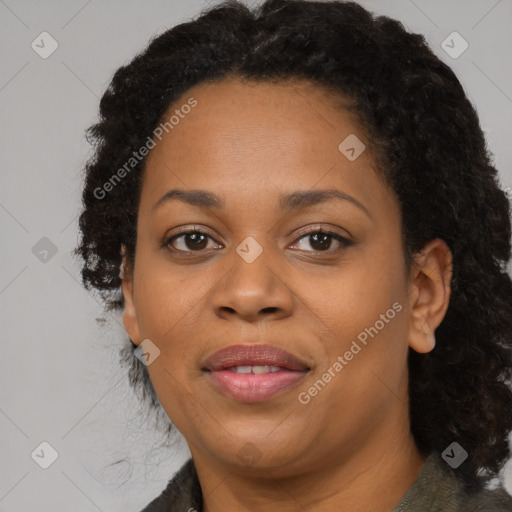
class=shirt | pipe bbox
[139,453,512,511]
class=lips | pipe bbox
[202,344,310,372]
[202,344,310,403]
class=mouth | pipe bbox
[202,344,310,403]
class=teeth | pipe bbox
[232,365,252,374]
[230,365,282,374]
[252,365,271,374]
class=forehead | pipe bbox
[139,77,391,216]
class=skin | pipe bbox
[121,76,453,512]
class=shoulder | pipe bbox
[460,484,512,511]
[394,453,512,512]
[139,458,202,512]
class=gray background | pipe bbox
[1,0,511,510]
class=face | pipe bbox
[121,77,449,477]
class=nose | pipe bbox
[210,244,294,322]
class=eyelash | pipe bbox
[162,226,352,255]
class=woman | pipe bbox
[75,0,512,510]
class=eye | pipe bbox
[162,226,351,255]
[164,228,222,253]
[289,228,351,253]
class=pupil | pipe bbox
[186,233,207,250]
[311,233,331,251]
[181,232,332,251]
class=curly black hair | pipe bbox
[75,0,512,492]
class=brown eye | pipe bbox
[308,232,332,251]
[290,229,351,252]
[166,231,218,252]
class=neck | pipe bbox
[194,417,425,512]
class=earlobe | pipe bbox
[407,238,452,354]
[409,313,437,353]
[120,249,142,346]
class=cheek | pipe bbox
[145,361,206,445]
[312,253,402,336]
[308,248,408,389]
[133,255,206,342]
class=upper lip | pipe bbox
[203,344,310,371]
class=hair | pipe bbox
[75,0,512,492]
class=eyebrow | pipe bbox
[152,188,371,218]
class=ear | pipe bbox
[120,245,142,346]
[407,238,453,354]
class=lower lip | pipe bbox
[205,369,308,403]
